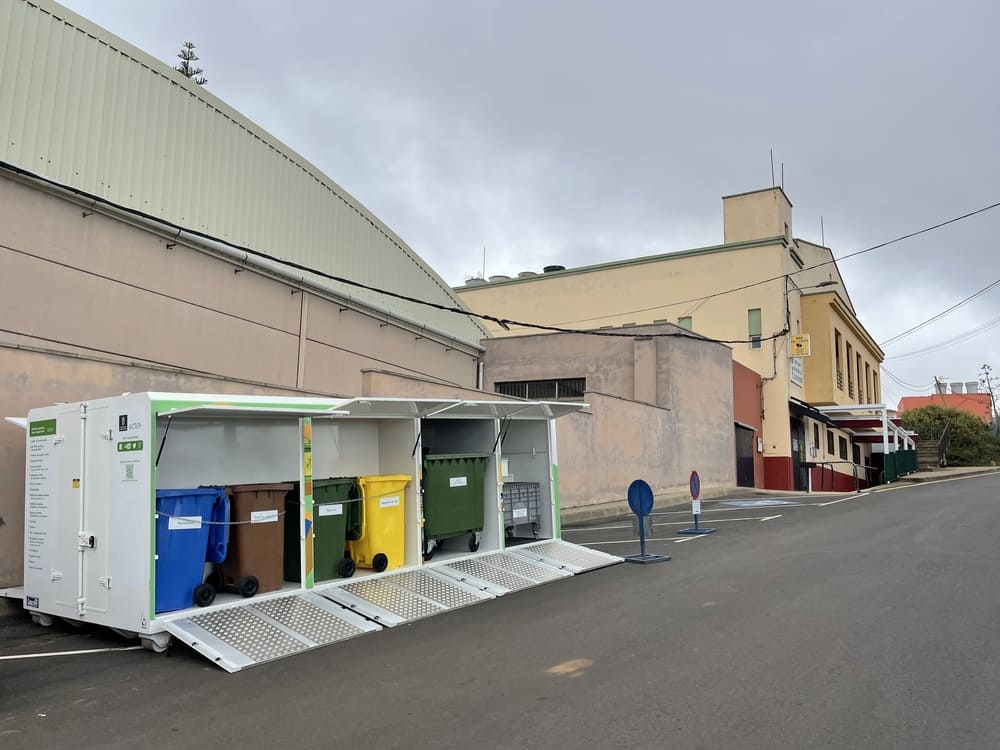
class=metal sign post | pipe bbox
[678,470,716,535]
[623,479,670,564]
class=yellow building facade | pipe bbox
[457,188,885,491]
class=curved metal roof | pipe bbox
[0,0,487,346]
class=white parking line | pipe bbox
[817,494,868,507]
[0,646,145,661]
[580,538,677,545]
[565,516,787,533]
[758,515,782,522]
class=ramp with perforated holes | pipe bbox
[434,550,574,596]
[158,590,381,672]
[509,539,624,573]
[317,568,494,626]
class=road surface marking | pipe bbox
[817,495,868,506]
[0,646,144,661]
[758,515,782,522]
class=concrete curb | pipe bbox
[890,466,1000,484]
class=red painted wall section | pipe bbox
[810,466,869,492]
[732,361,765,488]
[763,456,793,491]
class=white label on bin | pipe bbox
[319,503,344,517]
[449,476,468,488]
[250,510,279,524]
[380,496,400,508]
[168,516,202,531]
[501,459,511,477]
[513,507,528,519]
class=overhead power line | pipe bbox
[885,315,1000,361]
[879,279,1000,346]
[4,160,999,345]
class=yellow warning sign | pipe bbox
[790,334,811,357]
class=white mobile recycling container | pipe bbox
[8,392,591,664]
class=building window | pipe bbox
[827,429,835,455]
[864,362,871,403]
[856,354,863,403]
[495,378,586,401]
[677,316,692,331]
[838,436,848,460]
[852,444,861,465]
[813,423,820,454]
[834,329,843,390]
[873,372,879,401]
[748,308,762,350]
[846,343,855,398]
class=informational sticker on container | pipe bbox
[380,495,400,508]
[319,503,343,517]
[168,515,202,530]
[449,476,468,488]
[250,510,279,524]
[513,507,528,519]
[501,459,511,478]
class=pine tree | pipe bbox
[175,41,207,85]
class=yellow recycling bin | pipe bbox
[347,475,411,573]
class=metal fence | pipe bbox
[883,450,918,483]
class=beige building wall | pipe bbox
[801,293,884,406]
[0,174,481,587]
[482,324,736,506]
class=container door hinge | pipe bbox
[98,577,112,589]
[78,533,95,549]
[50,569,63,581]
[101,429,113,440]
[77,597,86,615]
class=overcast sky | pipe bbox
[58,0,1000,410]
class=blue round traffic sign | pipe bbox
[627,479,654,517]
[689,470,701,501]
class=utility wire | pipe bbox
[885,314,1000,361]
[5,160,999,344]
[879,279,1000,346]
[542,203,1000,328]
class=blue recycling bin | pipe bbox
[155,488,228,613]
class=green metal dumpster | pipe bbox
[421,453,491,559]
[284,478,359,582]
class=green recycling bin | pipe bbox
[421,453,491,558]
[284,478,359,582]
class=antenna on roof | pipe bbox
[821,215,825,246]
[770,149,775,187]
[781,162,784,190]
[482,246,486,281]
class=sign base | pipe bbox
[677,527,716,535]
[624,553,671,564]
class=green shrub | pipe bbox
[901,405,1000,466]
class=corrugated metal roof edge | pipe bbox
[27,0,486,340]
[2,162,485,354]
[452,236,784,290]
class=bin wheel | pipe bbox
[422,541,435,562]
[468,534,480,552]
[505,526,513,539]
[238,576,259,598]
[193,583,216,607]
[372,553,389,573]
[338,557,356,578]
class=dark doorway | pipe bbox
[790,417,808,490]
[735,425,755,487]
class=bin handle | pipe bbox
[355,493,367,543]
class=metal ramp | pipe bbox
[159,590,380,673]
[318,568,494,627]
[509,539,623,573]
[435,550,573,595]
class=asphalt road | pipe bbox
[2,474,999,749]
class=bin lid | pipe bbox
[227,483,296,493]
[423,453,493,462]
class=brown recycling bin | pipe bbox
[219,483,292,597]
